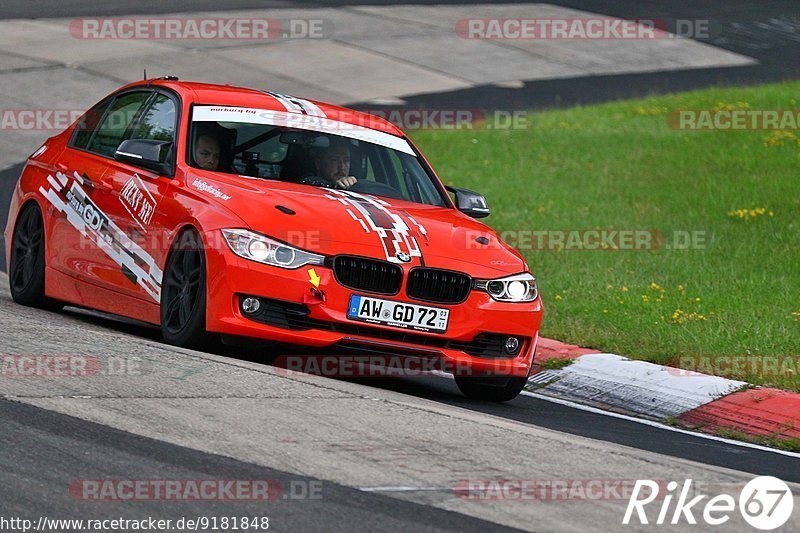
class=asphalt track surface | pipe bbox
[2,2,800,531]
[374,0,800,110]
[1,283,798,531]
[0,399,518,532]
[0,0,798,482]
[0,163,23,269]
[1,1,797,110]
[0,0,611,20]
[0,181,795,486]
[1,142,797,526]
[3,0,800,246]
[37,303,800,483]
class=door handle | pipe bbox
[80,172,113,193]
[54,162,113,192]
[95,175,114,192]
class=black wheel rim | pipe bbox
[11,207,43,293]
[163,247,202,334]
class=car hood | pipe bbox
[190,173,527,278]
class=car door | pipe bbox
[98,90,179,303]
[47,90,153,292]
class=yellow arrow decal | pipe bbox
[308,268,321,288]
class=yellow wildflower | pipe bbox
[667,309,707,324]
[633,105,668,116]
[727,207,771,221]
[763,130,797,147]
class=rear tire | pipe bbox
[9,202,62,311]
[160,229,212,349]
[454,375,527,402]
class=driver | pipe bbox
[194,134,222,171]
[300,139,358,189]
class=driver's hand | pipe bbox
[334,176,357,189]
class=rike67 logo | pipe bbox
[624,476,794,529]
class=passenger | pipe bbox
[194,134,221,171]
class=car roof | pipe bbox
[119,79,406,137]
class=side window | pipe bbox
[386,150,411,197]
[398,152,442,206]
[71,97,113,149]
[129,94,177,163]
[365,157,376,181]
[363,145,385,183]
[85,91,151,157]
[366,146,408,194]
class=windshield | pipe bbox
[189,105,448,207]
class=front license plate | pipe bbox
[347,295,449,333]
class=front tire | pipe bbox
[454,375,528,402]
[160,229,211,348]
[9,202,61,310]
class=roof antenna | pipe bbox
[143,68,147,80]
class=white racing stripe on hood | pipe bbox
[325,189,424,264]
[262,91,326,117]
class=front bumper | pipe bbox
[205,237,543,377]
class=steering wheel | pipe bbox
[347,179,403,199]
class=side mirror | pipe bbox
[115,139,172,176]
[446,185,490,219]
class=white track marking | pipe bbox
[429,370,800,458]
[533,353,747,419]
[358,486,449,492]
[520,390,800,459]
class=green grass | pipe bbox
[664,417,799,450]
[713,428,800,453]
[410,82,800,391]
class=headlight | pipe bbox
[221,229,324,269]
[475,272,538,302]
